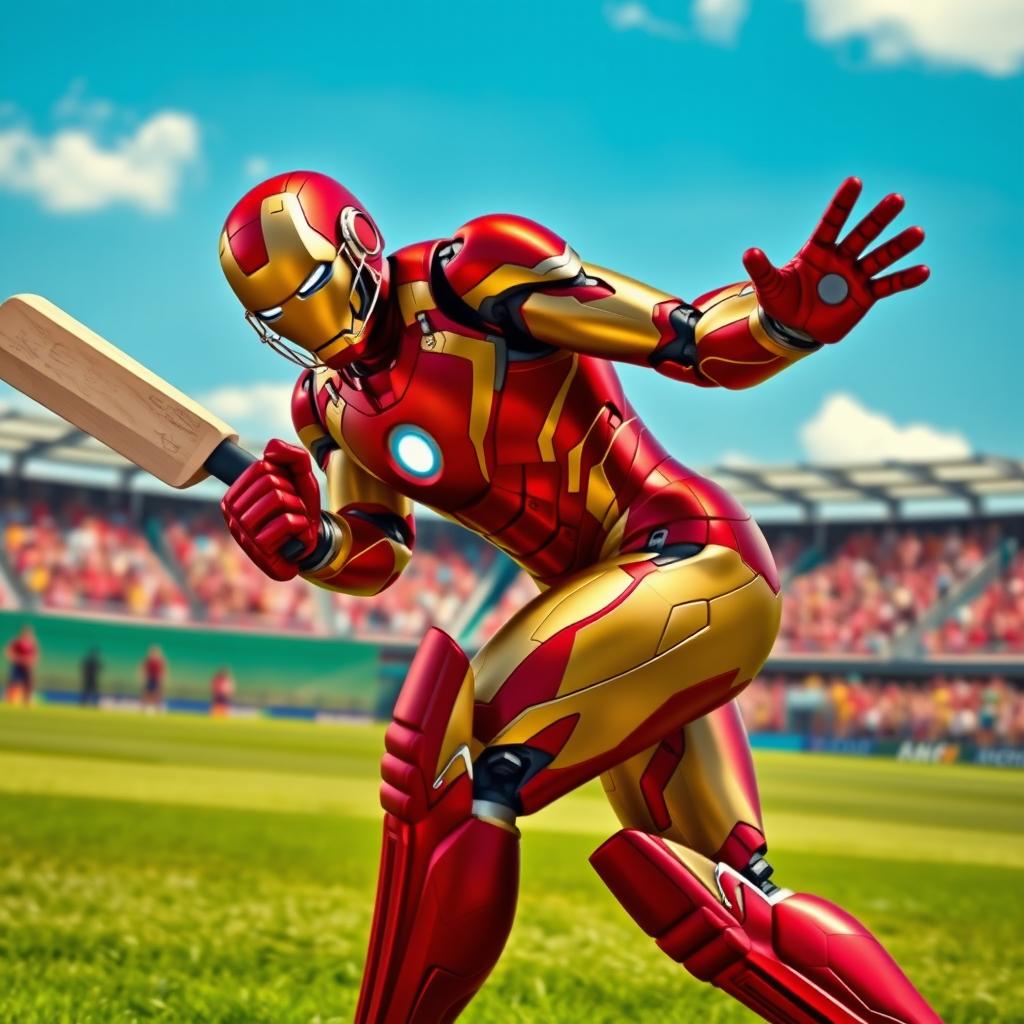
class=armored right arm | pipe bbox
[291,370,415,595]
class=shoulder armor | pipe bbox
[440,214,582,316]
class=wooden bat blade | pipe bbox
[0,294,237,488]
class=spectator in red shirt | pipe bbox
[5,625,39,704]
[140,645,167,711]
[210,667,235,717]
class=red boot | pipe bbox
[591,829,942,1024]
[356,628,519,1024]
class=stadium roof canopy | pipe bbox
[1,406,1022,520]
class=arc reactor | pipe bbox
[388,424,443,482]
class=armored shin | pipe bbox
[356,629,519,1024]
[592,829,942,1024]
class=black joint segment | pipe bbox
[346,508,412,547]
[472,745,553,814]
[649,304,701,370]
[653,542,705,565]
[310,435,338,471]
[742,852,780,896]
[296,514,334,571]
[204,440,257,487]
[761,312,822,351]
[430,248,494,335]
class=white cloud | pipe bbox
[244,155,269,178]
[0,98,200,214]
[693,0,749,44]
[799,0,1024,77]
[604,2,686,40]
[201,382,296,440]
[800,393,972,465]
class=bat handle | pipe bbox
[204,439,307,563]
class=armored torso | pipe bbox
[303,241,771,586]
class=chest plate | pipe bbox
[310,259,701,578]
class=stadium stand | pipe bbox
[924,549,1024,654]
[0,409,1022,737]
[740,673,1024,746]
[331,522,497,640]
[162,510,322,632]
[774,524,996,654]
[2,487,189,621]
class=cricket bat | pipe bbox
[0,293,303,559]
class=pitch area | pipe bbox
[0,707,1020,1023]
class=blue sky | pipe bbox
[0,0,1021,469]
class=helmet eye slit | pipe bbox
[296,262,333,299]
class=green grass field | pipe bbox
[0,706,1020,1023]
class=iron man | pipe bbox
[219,171,938,1023]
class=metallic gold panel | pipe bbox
[326,447,413,520]
[643,545,755,605]
[396,280,436,327]
[697,353,779,388]
[519,263,668,361]
[656,600,710,655]
[693,290,758,341]
[537,354,578,461]
[604,701,765,859]
[665,704,763,854]
[426,332,494,482]
[470,568,604,704]
[298,423,327,451]
[434,666,476,787]
[461,246,581,309]
[597,511,627,561]
[553,580,674,697]
[585,416,636,524]
[529,557,650,643]
[484,564,781,767]
[746,306,816,361]
[664,840,723,900]
[221,192,337,310]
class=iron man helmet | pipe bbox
[219,171,387,368]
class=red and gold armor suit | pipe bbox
[219,172,938,1023]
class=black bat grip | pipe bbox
[204,439,307,563]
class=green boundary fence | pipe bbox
[0,610,382,711]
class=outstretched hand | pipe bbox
[742,177,928,344]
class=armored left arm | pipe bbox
[438,179,926,390]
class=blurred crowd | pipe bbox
[163,512,319,632]
[776,526,993,654]
[739,673,1024,747]
[1,487,1023,657]
[332,534,495,639]
[924,550,1024,655]
[2,496,189,620]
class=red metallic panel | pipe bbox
[592,830,942,1024]
[443,213,568,298]
[358,630,519,1024]
[729,518,780,594]
[517,668,740,813]
[474,561,660,745]
[639,731,686,833]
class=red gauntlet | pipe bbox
[220,439,322,581]
[743,176,928,345]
